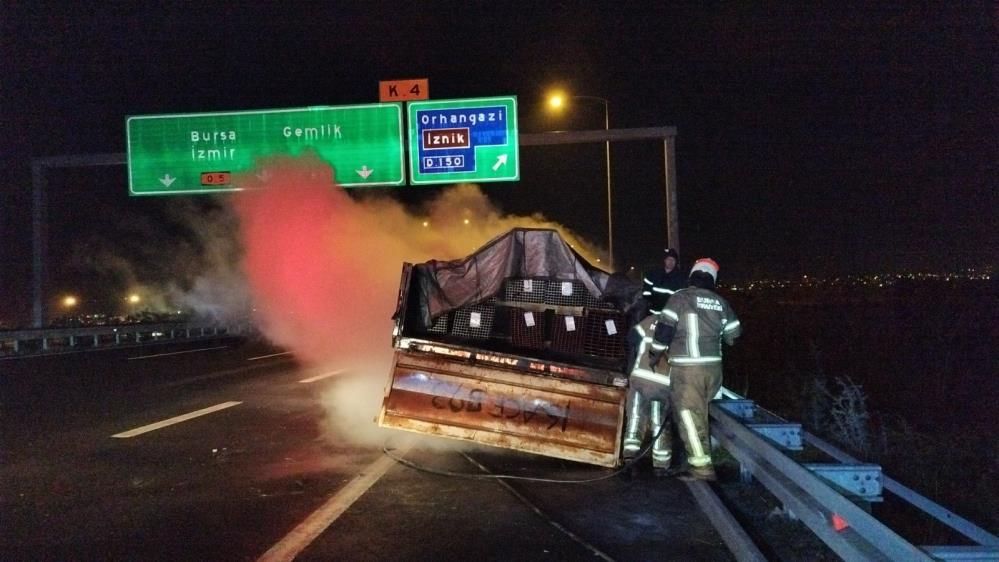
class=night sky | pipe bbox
[2,3,996,324]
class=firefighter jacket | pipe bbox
[655,286,741,366]
[628,315,671,387]
[642,267,686,314]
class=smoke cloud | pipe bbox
[68,198,250,323]
[232,153,604,447]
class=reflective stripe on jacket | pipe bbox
[658,287,740,365]
[642,267,686,313]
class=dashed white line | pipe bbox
[247,351,293,361]
[257,440,413,562]
[127,345,229,360]
[298,370,344,384]
[111,401,242,438]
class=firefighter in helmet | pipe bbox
[651,258,741,481]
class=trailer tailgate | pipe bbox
[378,350,625,467]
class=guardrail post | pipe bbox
[69,335,75,348]
[13,340,19,353]
[42,337,49,350]
[93,334,99,347]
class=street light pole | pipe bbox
[571,96,613,268]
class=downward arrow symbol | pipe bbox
[159,174,176,187]
[356,165,374,179]
[491,154,508,171]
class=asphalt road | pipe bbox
[1,338,735,561]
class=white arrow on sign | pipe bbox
[491,154,508,171]
[356,165,374,179]
[159,174,176,187]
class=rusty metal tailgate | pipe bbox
[378,350,625,467]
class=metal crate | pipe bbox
[543,279,588,307]
[503,278,546,304]
[427,311,450,334]
[451,303,496,340]
[551,314,585,354]
[509,307,545,350]
[582,310,627,359]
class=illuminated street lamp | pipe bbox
[62,295,78,308]
[547,91,613,266]
[127,294,141,305]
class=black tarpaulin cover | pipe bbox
[411,229,617,329]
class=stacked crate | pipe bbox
[509,307,545,350]
[551,313,585,354]
[450,299,497,340]
[582,309,627,359]
[542,279,588,307]
[503,278,546,304]
[427,312,450,334]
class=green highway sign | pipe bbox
[127,104,405,195]
[407,96,519,185]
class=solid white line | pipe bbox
[111,401,242,438]
[257,442,413,562]
[247,351,293,361]
[127,345,228,360]
[298,370,344,384]
[685,480,768,561]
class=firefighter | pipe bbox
[642,248,685,316]
[651,258,741,481]
[622,314,674,476]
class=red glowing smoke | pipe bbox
[233,156,400,366]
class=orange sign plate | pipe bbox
[379,78,429,102]
[200,171,231,186]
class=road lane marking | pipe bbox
[247,351,293,361]
[298,370,344,384]
[111,401,242,438]
[127,345,229,360]
[257,440,413,562]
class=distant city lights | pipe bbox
[725,268,993,292]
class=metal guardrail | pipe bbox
[711,388,999,561]
[0,322,249,357]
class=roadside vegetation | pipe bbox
[722,277,999,542]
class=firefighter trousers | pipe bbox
[668,362,723,470]
[623,377,672,468]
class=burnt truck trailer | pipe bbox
[378,228,642,467]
